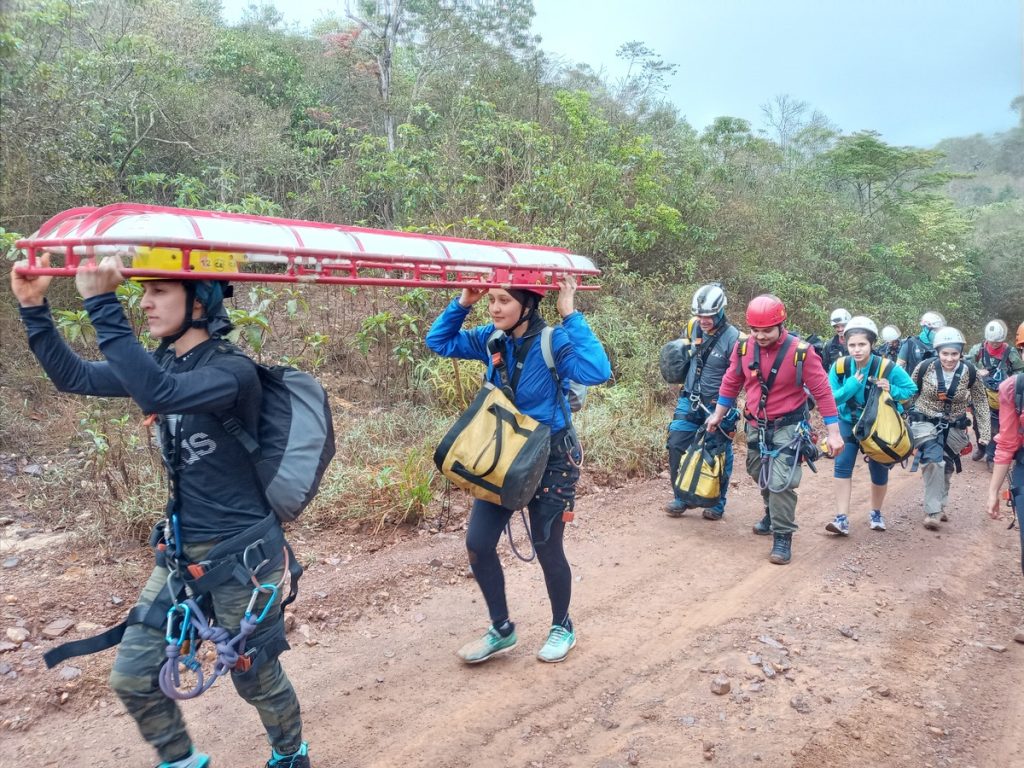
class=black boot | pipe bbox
[752,508,772,535]
[769,532,792,565]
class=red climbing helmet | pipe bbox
[746,294,787,327]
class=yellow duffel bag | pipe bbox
[674,428,726,508]
[434,382,551,510]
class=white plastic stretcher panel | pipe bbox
[15,204,601,291]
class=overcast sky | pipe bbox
[220,0,1023,147]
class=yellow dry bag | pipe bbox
[852,359,913,465]
[434,382,551,510]
[673,427,726,508]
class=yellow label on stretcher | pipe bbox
[133,246,243,274]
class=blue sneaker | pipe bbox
[158,751,210,768]
[266,742,309,768]
[825,514,849,536]
[457,626,517,664]
[869,510,886,531]
[537,624,577,663]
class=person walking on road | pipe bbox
[824,317,917,536]
[425,275,611,665]
[11,253,312,768]
[706,295,844,565]
[966,320,1024,470]
[908,327,991,530]
[665,284,741,520]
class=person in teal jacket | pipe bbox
[825,316,917,536]
[426,274,611,665]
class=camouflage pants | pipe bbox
[745,423,803,534]
[108,540,303,762]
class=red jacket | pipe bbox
[993,375,1022,465]
[717,332,839,424]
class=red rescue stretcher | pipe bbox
[14,203,601,291]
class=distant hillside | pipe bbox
[935,125,1024,206]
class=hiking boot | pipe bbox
[266,742,310,768]
[939,508,949,522]
[665,499,688,517]
[923,515,940,531]
[537,624,577,663]
[457,626,517,664]
[825,514,850,536]
[752,510,772,536]
[158,751,210,768]
[971,443,985,461]
[702,507,724,521]
[869,510,886,531]
[769,533,792,565]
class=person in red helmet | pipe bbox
[707,295,844,564]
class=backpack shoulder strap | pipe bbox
[793,339,809,389]
[540,326,556,374]
[915,358,934,392]
[733,335,749,377]
[835,355,850,379]
[1015,373,1024,415]
[876,356,890,380]
[963,360,977,390]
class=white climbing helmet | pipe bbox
[932,326,965,351]
[830,308,852,327]
[880,325,901,343]
[844,316,879,343]
[984,319,1007,343]
[919,311,946,330]
[691,283,727,317]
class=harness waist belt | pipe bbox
[745,408,807,429]
[43,513,301,668]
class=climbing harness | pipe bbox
[159,581,280,700]
[742,334,819,492]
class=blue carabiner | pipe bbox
[244,584,279,624]
[165,603,192,646]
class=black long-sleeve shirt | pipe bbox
[20,293,269,542]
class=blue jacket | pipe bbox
[425,299,611,432]
[829,353,917,425]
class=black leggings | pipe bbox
[464,443,579,628]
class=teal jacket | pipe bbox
[828,354,918,425]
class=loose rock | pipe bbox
[6,627,29,645]
[710,675,731,695]
[58,666,82,681]
[41,618,75,639]
[790,695,812,714]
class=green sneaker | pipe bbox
[456,627,517,664]
[537,625,577,663]
[158,750,210,768]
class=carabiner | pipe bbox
[165,603,192,646]
[242,539,271,579]
[245,584,279,623]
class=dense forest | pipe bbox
[2,0,1022,531]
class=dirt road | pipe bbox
[3,454,1023,768]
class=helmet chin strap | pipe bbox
[158,282,208,347]
[508,305,536,335]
